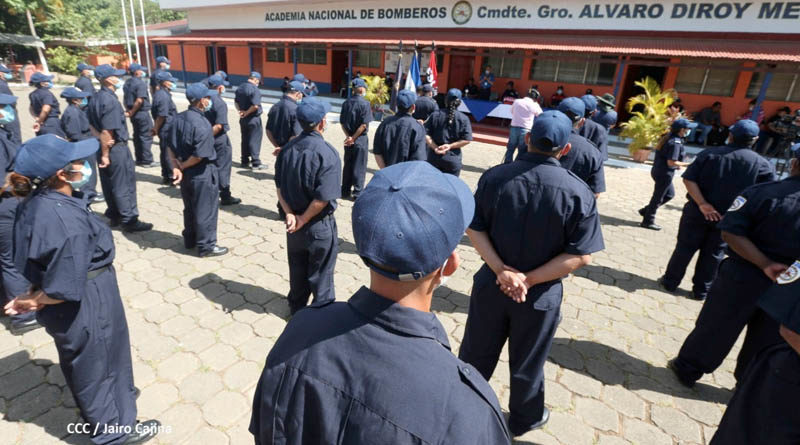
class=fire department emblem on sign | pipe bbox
[452,1,473,25]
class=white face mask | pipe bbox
[436,258,450,290]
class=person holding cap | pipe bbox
[250,160,510,444]
[459,110,604,437]
[60,87,101,200]
[412,83,439,123]
[274,97,341,314]
[75,62,96,94]
[425,88,473,177]
[265,80,303,157]
[87,64,153,232]
[659,120,774,301]
[28,72,65,137]
[168,83,227,258]
[235,72,266,170]
[0,64,22,146]
[205,74,240,206]
[639,118,695,231]
[577,94,609,160]
[3,134,160,444]
[340,77,373,200]
[373,89,427,169]
[669,142,800,387]
[150,56,170,95]
[557,97,606,196]
[123,63,157,168]
[151,70,179,185]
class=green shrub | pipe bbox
[45,46,84,75]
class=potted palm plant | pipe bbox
[619,77,677,163]
[362,75,390,121]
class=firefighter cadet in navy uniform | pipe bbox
[151,71,179,185]
[250,161,511,445]
[168,83,227,258]
[274,97,341,315]
[373,89,427,169]
[75,62,96,94]
[88,64,152,232]
[711,265,800,445]
[235,72,266,170]
[557,97,606,196]
[60,87,102,201]
[0,64,22,145]
[639,119,695,230]
[669,144,800,386]
[29,72,65,137]
[205,74,240,206]
[4,135,160,445]
[459,111,604,437]
[425,88,473,177]
[577,94,609,161]
[123,63,157,168]
[339,78,373,200]
[412,83,439,123]
[659,120,775,300]
[150,56,169,95]
[265,80,303,157]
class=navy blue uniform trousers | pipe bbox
[213,133,233,198]
[179,163,219,254]
[239,115,262,166]
[99,143,139,224]
[286,215,337,314]
[674,258,784,383]
[130,111,154,165]
[662,203,726,299]
[157,129,173,181]
[37,117,66,138]
[459,266,561,432]
[38,266,136,445]
[341,137,368,197]
[642,170,675,224]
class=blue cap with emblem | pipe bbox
[422,84,433,93]
[207,74,229,88]
[288,80,306,93]
[156,56,170,64]
[595,110,618,129]
[729,119,760,138]
[446,88,462,100]
[249,71,262,80]
[397,89,416,110]
[94,64,126,80]
[76,62,94,72]
[60,87,91,99]
[530,110,573,151]
[296,97,331,125]
[672,118,699,131]
[352,78,367,89]
[185,82,216,102]
[558,97,586,122]
[0,94,17,105]
[155,71,178,83]
[128,63,146,73]
[29,72,54,84]
[580,94,598,115]
[353,161,474,281]
[15,134,99,183]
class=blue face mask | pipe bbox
[79,98,88,108]
[87,70,94,77]
[164,64,171,70]
[114,79,124,90]
[44,81,53,89]
[167,83,175,91]
[202,100,212,112]
[3,73,11,80]
[66,160,92,191]
[0,105,15,125]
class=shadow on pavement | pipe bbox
[119,228,188,255]
[190,273,290,321]
[575,263,665,294]
[599,213,643,228]
[236,169,274,181]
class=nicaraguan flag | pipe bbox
[404,50,420,92]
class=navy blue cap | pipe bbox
[288,80,305,93]
[293,73,307,83]
[397,89,416,110]
[156,56,170,64]
[207,74,229,88]
[353,161,474,281]
[672,118,699,131]
[15,135,99,182]
[155,71,177,83]
[580,94,598,114]
[422,84,433,93]
[447,88,462,100]
[758,259,800,334]
[185,82,215,102]
[60,87,91,99]
[530,110,573,150]
[128,63,146,73]
[94,64,126,79]
[352,78,367,89]
[0,94,17,105]
[558,97,586,122]
[296,97,331,125]
[76,63,94,72]
[0,64,10,73]
[249,71,262,80]
[29,72,54,84]
[729,119,760,138]
[595,110,618,129]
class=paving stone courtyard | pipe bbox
[1,86,739,444]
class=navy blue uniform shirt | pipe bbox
[0,193,28,299]
[151,88,177,136]
[578,118,609,160]
[234,82,262,117]
[60,104,92,142]
[718,175,800,266]
[74,76,95,94]
[274,131,341,216]
[340,95,372,139]
[169,107,217,164]
[123,76,151,112]
[373,113,427,167]
[682,144,775,214]
[559,132,606,194]
[471,152,604,302]
[29,87,60,120]
[265,95,301,146]
[87,86,129,142]
[204,93,230,137]
[250,287,511,445]
[412,95,439,122]
[653,135,685,176]
[425,109,473,168]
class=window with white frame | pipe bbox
[529,52,616,85]
[746,64,800,102]
[483,51,523,78]
[675,59,740,96]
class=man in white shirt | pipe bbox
[504,87,543,163]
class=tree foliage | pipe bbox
[619,77,678,154]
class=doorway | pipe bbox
[447,54,474,95]
[205,46,228,75]
[331,50,349,96]
[618,62,668,122]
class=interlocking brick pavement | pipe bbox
[1,85,738,444]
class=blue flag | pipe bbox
[404,50,421,92]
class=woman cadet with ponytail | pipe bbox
[424,88,473,177]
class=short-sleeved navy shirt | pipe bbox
[681,144,775,214]
[577,118,609,160]
[87,86,129,142]
[250,287,510,445]
[340,95,373,139]
[204,93,230,137]
[169,107,217,164]
[652,134,685,176]
[74,76,95,94]
[60,104,92,142]
[151,88,177,137]
[718,176,800,266]
[412,96,439,122]
[122,76,151,112]
[274,131,341,216]
[425,109,473,169]
[265,95,301,147]
[234,82,262,117]
[558,132,606,194]
[29,87,60,121]
[373,113,427,167]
